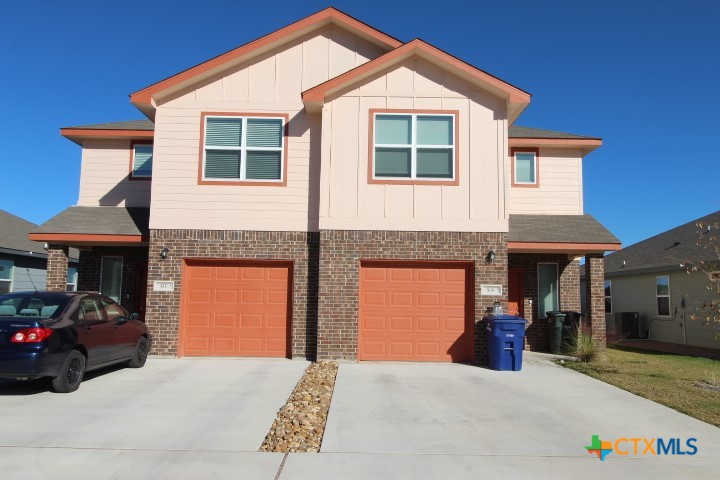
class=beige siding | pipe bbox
[319,57,509,232]
[149,26,385,231]
[78,140,151,207]
[609,270,720,349]
[507,148,584,215]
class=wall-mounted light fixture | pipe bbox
[485,250,495,264]
[160,247,170,261]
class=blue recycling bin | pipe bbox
[485,314,527,371]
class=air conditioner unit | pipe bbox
[614,312,639,339]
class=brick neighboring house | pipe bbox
[31,7,619,363]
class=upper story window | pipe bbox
[200,113,286,184]
[131,143,153,179]
[511,147,539,187]
[656,276,670,317]
[370,110,458,184]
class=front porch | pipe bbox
[507,214,621,351]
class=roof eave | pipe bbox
[509,137,603,155]
[60,128,154,145]
[508,241,621,256]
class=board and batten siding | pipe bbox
[609,270,720,349]
[507,148,583,215]
[78,140,151,207]
[149,25,386,231]
[319,57,509,232]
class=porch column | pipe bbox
[584,254,606,348]
[46,244,69,291]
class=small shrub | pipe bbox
[564,325,601,363]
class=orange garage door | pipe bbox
[359,262,472,362]
[180,261,290,357]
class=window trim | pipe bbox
[129,141,154,180]
[604,279,612,314]
[100,256,123,303]
[197,112,289,187]
[656,275,670,317]
[0,259,14,294]
[510,147,540,188]
[537,262,559,318]
[368,109,460,186]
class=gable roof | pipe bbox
[129,7,402,117]
[605,210,720,276]
[302,38,531,122]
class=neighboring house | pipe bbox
[31,8,620,363]
[0,209,78,293]
[605,211,720,350]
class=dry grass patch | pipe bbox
[561,345,720,427]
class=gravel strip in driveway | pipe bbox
[260,361,338,453]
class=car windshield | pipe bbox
[0,293,71,319]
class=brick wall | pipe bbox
[145,230,319,358]
[46,245,69,291]
[508,253,580,351]
[77,246,149,313]
[318,230,507,365]
[584,254,606,347]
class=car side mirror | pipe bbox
[130,313,139,320]
[116,316,130,325]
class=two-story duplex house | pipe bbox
[31,8,620,363]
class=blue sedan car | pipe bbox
[0,291,151,393]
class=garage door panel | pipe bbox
[389,268,414,282]
[363,316,386,330]
[390,292,413,306]
[240,313,263,328]
[187,312,211,326]
[360,263,470,362]
[417,269,441,282]
[417,292,441,307]
[214,289,238,303]
[417,316,440,332]
[215,313,238,327]
[188,289,212,303]
[389,316,413,331]
[182,262,290,357]
[389,341,413,356]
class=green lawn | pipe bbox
[561,345,720,427]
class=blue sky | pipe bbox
[1,0,718,247]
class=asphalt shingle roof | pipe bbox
[33,207,150,237]
[605,210,720,274]
[508,214,620,244]
[508,126,600,140]
[0,210,47,254]
[64,120,155,130]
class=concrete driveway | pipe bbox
[1,354,718,479]
[0,358,308,479]
[283,353,720,479]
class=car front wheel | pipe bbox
[52,350,86,393]
[128,337,149,368]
